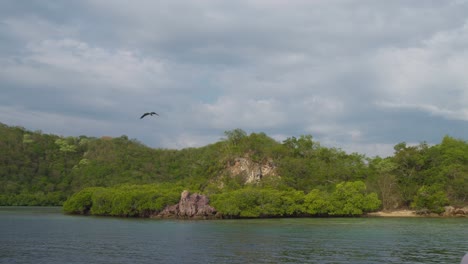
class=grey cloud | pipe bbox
[1,0,468,157]
[369,21,468,119]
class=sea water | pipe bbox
[0,207,466,263]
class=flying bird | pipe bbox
[140,112,159,119]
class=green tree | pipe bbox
[303,189,331,215]
[411,185,449,214]
[63,187,103,214]
[370,158,402,210]
[392,142,429,206]
[211,187,305,218]
[329,181,381,216]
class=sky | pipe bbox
[1,0,468,157]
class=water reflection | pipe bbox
[0,207,467,264]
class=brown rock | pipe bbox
[442,206,468,217]
[454,208,466,215]
[443,206,455,216]
[154,190,217,219]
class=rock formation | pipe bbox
[153,190,218,219]
[226,157,277,183]
[443,206,468,217]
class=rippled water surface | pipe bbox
[0,207,467,263]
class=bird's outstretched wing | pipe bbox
[140,112,159,119]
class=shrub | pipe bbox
[304,189,331,215]
[62,184,182,216]
[411,185,448,214]
[63,187,104,214]
[211,188,305,218]
[328,181,381,216]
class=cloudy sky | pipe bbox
[1,0,468,157]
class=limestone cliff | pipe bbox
[225,157,277,183]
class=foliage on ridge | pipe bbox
[0,123,466,215]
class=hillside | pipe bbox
[0,123,466,217]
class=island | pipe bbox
[1,124,466,219]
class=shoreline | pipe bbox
[366,209,467,218]
[2,206,466,218]
[366,210,420,217]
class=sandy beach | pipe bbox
[366,210,419,217]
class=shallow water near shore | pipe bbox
[0,207,467,264]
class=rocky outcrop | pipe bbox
[153,190,218,219]
[226,157,277,183]
[442,206,468,217]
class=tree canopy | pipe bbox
[0,123,466,216]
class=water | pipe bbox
[0,207,466,264]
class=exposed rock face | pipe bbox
[153,190,218,219]
[443,206,468,217]
[227,157,277,183]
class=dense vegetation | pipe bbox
[62,184,183,217]
[1,123,466,217]
[210,181,381,217]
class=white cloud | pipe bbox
[371,20,468,121]
[376,101,468,121]
[158,133,219,149]
[0,105,112,137]
[1,16,78,42]
[198,97,286,129]
[339,143,396,158]
[0,37,178,118]
[24,39,168,92]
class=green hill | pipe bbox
[0,123,466,217]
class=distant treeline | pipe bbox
[0,123,466,216]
